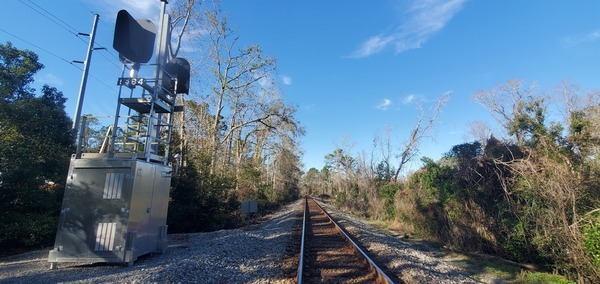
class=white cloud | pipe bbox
[37,73,63,87]
[402,94,417,104]
[399,91,451,106]
[92,0,160,22]
[353,36,395,59]
[562,30,600,48]
[377,98,392,110]
[282,75,293,85]
[173,27,208,54]
[351,0,467,58]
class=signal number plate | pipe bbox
[117,77,145,88]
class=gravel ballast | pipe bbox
[1,198,479,283]
[317,200,478,284]
[0,200,302,284]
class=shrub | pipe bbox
[583,211,600,269]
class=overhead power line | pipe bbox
[64,0,126,71]
[74,0,97,15]
[17,0,88,45]
[26,0,80,32]
[0,28,76,67]
[9,0,124,92]
[0,28,118,93]
[94,42,125,71]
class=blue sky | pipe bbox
[3,1,600,173]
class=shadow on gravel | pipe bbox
[0,259,136,284]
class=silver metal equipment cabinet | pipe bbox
[48,0,189,269]
[48,155,171,268]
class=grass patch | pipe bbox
[444,252,521,281]
[367,219,393,230]
[514,271,575,284]
[443,252,577,283]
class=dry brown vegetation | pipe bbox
[303,79,600,283]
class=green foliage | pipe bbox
[376,182,401,219]
[0,42,73,254]
[0,42,43,100]
[167,154,236,233]
[302,167,321,196]
[569,109,600,160]
[324,148,356,173]
[0,211,59,254]
[499,219,542,264]
[400,142,556,262]
[444,141,482,162]
[335,191,346,208]
[515,272,575,284]
[508,96,548,146]
[398,82,600,281]
[583,212,600,269]
[237,159,276,211]
[399,158,458,243]
[167,143,302,233]
[237,160,264,200]
[271,144,302,204]
[417,157,456,207]
[374,161,394,185]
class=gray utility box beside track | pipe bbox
[48,0,189,269]
[48,155,171,268]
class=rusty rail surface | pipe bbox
[296,197,394,283]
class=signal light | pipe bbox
[113,10,156,64]
[162,57,191,94]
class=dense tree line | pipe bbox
[0,42,74,255]
[304,79,600,282]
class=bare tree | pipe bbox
[200,10,280,174]
[466,120,491,148]
[393,92,450,180]
[374,125,394,180]
[472,79,547,145]
[553,80,600,126]
[166,2,305,192]
[168,0,197,58]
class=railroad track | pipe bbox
[296,197,394,283]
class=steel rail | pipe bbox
[296,197,307,283]
[297,197,394,284]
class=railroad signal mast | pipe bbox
[48,0,190,269]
